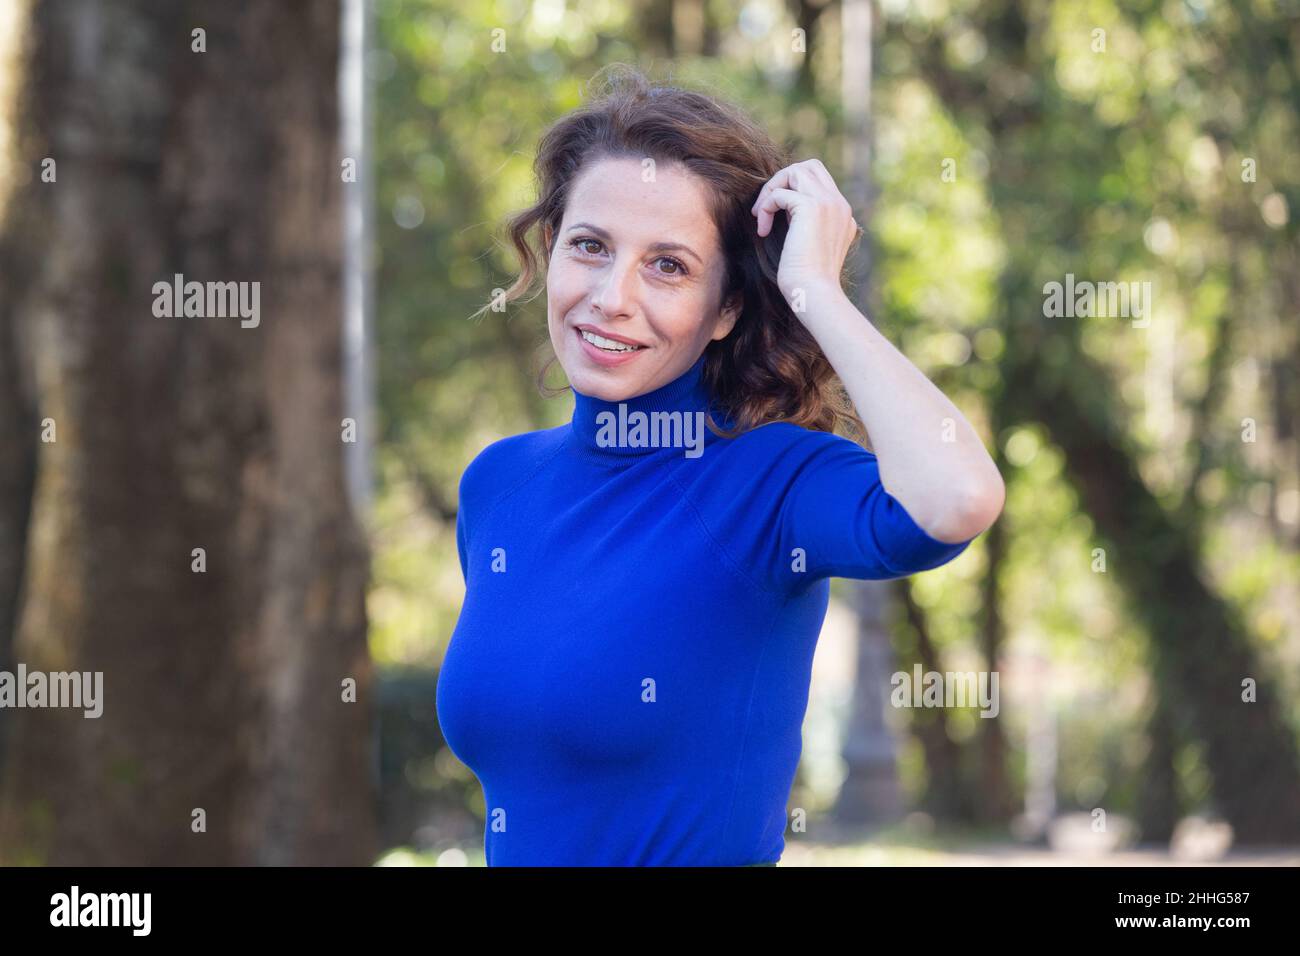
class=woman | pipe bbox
[436,65,1005,867]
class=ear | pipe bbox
[712,291,742,341]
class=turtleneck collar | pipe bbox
[567,352,728,463]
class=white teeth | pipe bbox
[581,329,642,352]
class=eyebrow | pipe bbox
[565,222,704,267]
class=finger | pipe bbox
[752,161,837,226]
[802,158,837,190]
[750,165,793,218]
[790,159,839,197]
[754,187,803,237]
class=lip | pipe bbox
[574,325,649,367]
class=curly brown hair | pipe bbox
[476,62,867,444]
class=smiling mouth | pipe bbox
[578,328,647,353]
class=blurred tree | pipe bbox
[0,0,376,864]
[903,0,1300,842]
[833,0,911,827]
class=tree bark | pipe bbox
[0,0,375,865]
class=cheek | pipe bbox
[547,261,585,311]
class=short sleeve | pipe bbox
[776,436,975,585]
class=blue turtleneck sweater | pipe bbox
[436,352,975,866]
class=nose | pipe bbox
[590,256,637,320]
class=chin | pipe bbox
[566,363,639,401]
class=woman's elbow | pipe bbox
[933,475,1005,543]
[965,473,1006,533]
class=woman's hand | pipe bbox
[751,158,861,311]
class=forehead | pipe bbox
[564,156,718,250]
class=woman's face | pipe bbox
[546,156,740,401]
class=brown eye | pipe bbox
[656,257,686,276]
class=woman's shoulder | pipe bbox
[458,425,568,505]
[721,418,876,466]
[672,419,876,507]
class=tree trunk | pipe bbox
[0,0,375,865]
[831,0,905,827]
[1134,693,1182,844]
[834,579,904,825]
[898,581,974,823]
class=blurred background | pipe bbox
[0,0,1297,866]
